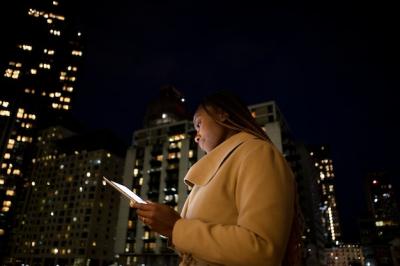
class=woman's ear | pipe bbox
[218,111,229,122]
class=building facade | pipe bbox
[7,126,125,266]
[0,0,83,261]
[325,244,364,266]
[114,87,195,265]
[308,144,342,246]
[360,172,400,265]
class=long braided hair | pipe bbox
[199,90,304,266]
[199,90,270,142]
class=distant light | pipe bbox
[31,181,36,186]
[162,113,167,119]
[181,98,185,102]
[372,180,378,185]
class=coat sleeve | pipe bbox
[172,143,295,266]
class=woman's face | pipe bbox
[193,105,233,153]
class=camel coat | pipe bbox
[172,132,295,266]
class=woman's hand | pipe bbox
[131,201,181,239]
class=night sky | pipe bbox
[2,1,399,242]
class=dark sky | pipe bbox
[3,1,399,242]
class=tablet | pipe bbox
[103,176,147,204]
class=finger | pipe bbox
[130,201,138,208]
[138,215,146,224]
[136,202,155,211]
[136,209,153,217]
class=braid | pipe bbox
[200,90,270,142]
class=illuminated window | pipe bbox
[4,153,10,159]
[18,44,32,51]
[44,49,55,55]
[63,86,74,92]
[67,66,78,71]
[6,190,15,196]
[0,110,11,117]
[71,50,83,56]
[39,63,51,69]
[12,169,21,175]
[50,29,61,36]
[4,69,20,79]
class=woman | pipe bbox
[133,91,302,265]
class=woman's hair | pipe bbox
[199,90,304,265]
[199,90,271,142]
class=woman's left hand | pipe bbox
[131,201,181,239]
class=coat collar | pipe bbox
[184,132,258,187]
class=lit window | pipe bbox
[5,187,15,196]
[12,169,21,175]
[0,110,11,117]
[18,44,32,51]
[50,29,61,36]
[71,50,83,56]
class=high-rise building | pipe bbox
[308,144,342,246]
[365,172,399,237]
[0,0,83,260]
[6,126,126,266]
[114,86,196,265]
[360,172,399,265]
[116,91,326,265]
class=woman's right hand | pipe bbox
[131,201,181,239]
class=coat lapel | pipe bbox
[184,132,256,187]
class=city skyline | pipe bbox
[71,1,398,242]
[2,0,398,243]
